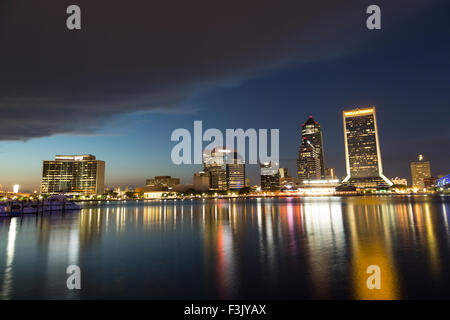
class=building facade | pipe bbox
[278,168,289,179]
[260,162,280,191]
[226,151,245,190]
[325,168,336,180]
[41,154,105,195]
[146,176,180,189]
[297,137,321,180]
[278,168,296,189]
[410,155,431,189]
[342,107,392,188]
[436,174,450,189]
[193,172,210,191]
[423,177,437,188]
[391,177,408,186]
[300,116,325,178]
[203,148,228,190]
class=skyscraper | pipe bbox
[300,116,325,178]
[203,147,245,190]
[297,137,321,180]
[410,154,431,189]
[41,154,105,195]
[342,107,392,187]
[226,150,245,190]
[260,162,280,191]
[203,148,227,190]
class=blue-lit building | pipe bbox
[436,174,450,188]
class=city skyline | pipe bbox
[1,0,450,305]
[2,106,445,194]
[0,106,447,193]
[1,1,449,192]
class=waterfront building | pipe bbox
[342,107,392,188]
[207,167,227,190]
[279,168,289,178]
[142,191,166,199]
[280,178,296,190]
[325,168,336,180]
[278,168,295,189]
[297,179,340,196]
[203,148,228,190]
[226,151,245,190]
[436,174,450,189]
[297,137,321,180]
[410,154,431,189]
[391,177,408,186]
[423,177,437,188]
[300,116,325,178]
[41,154,105,196]
[260,162,280,191]
[194,172,210,191]
[172,184,195,192]
[146,176,180,189]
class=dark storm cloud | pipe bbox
[0,0,433,140]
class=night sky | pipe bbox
[0,0,449,192]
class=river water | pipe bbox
[1,196,449,299]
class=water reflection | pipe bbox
[1,217,17,299]
[0,196,449,299]
[345,198,399,299]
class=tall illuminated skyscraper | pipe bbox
[342,107,392,187]
[297,137,321,180]
[300,116,325,178]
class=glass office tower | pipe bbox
[297,137,321,180]
[301,116,325,178]
[342,107,392,188]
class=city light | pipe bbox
[0,0,449,304]
[343,108,374,116]
[302,179,339,184]
[298,187,335,196]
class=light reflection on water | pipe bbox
[0,196,449,299]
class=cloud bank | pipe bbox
[0,0,434,140]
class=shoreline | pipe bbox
[76,193,449,202]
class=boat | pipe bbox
[0,204,13,217]
[0,195,81,216]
